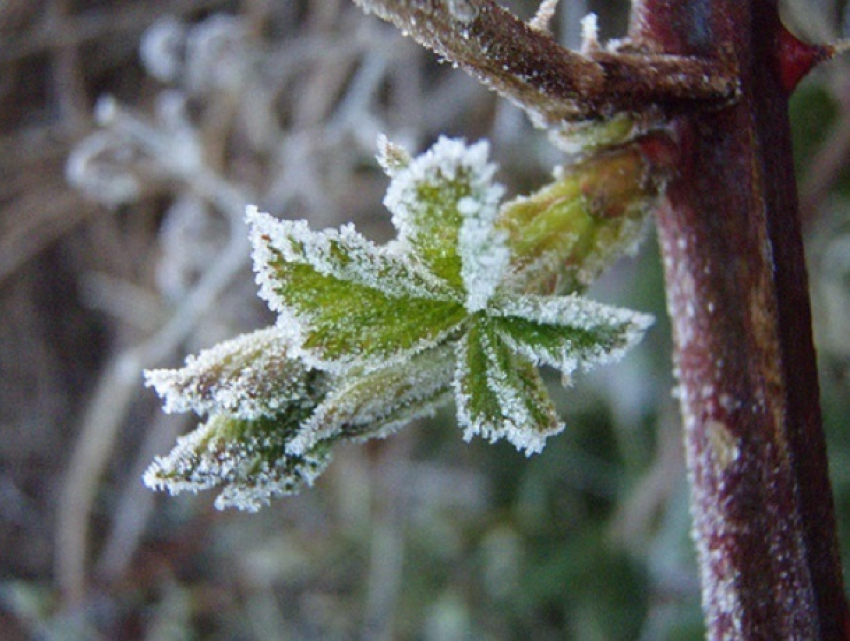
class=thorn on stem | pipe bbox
[830,39,850,57]
[528,0,558,33]
[580,13,600,54]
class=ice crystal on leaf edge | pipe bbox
[143,136,654,510]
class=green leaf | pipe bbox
[454,317,562,455]
[250,212,468,374]
[144,326,326,419]
[384,137,504,289]
[276,264,465,372]
[249,208,457,302]
[143,412,331,512]
[288,344,455,455]
[489,294,654,377]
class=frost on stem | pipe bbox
[146,135,659,509]
[353,0,739,135]
[528,0,559,33]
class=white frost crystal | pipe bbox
[288,345,456,456]
[490,294,655,375]
[143,414,330,512]
[580,13,600,53]
[458,194,510,313]
[376,133,411,175]
[145,135,656,510]
[145,326,321,419]
[454,323,562,455]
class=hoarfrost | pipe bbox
[458,197,510,312]
[144,327,321,419]
[486,293,653,385]
[143,414,331,512]
[288,345,455,455]
[248,207,454,302]
[376,133,411,175]
[529,0,560,33]
[454,322,562,456]
[493,293,653,337]
[580,13,600,53]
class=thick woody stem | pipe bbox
[354,0,738,125]
[630,0,849,638]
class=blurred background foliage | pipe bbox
[0,0,848,639]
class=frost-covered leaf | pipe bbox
[143,412,331,512]
[267,264,465,374]
[249,208,456,302]
[454,318,562,455]
[250,210,468,374]
[376,133,411,175]
[458,187,510,313]
[489,294,654,377]
[287,345,455,455]
[384,137,504,289]
[143,132,664,513]
[145,326,325,419]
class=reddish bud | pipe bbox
[777,25,833,94]
[635,132,680,175]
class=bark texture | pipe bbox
[354,0,738,125]
[630,1,849,638]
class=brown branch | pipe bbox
[631,0,849,638]
[353,0,739,126]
